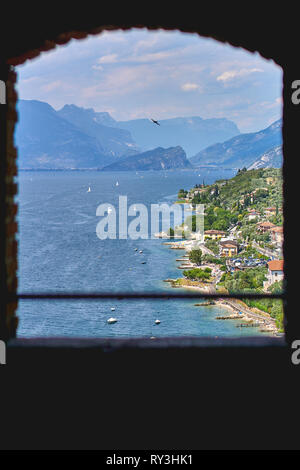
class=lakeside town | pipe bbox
[156,167,284,335]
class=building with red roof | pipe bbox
[266,259,284,287]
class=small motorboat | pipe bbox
[139,250,143,254]
[134,248,138,251]
[87,186,91,192]
[115,181,119,186]
[155,319,161,325]
[111,307,115,311]
[141,261,146,264]
[107,317,117,324]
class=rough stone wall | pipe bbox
[3,68,18,339]
[0,15,291,340]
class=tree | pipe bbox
[178,189,187,199]
[183,268,211,282]
[212,218,228,231]
[189,249,202,265]
[268,280,283,294]
[168,227,174,238]
[205,239,219,255]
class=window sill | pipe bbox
[7,335,286,351]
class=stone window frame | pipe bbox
[0,24,293,347]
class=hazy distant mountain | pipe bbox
[57,105,139,158]
[89,111,117,127]
[19,99,274,171]
[102,146,192,171]
[116,116,240,158]
[247,145,282,170]
[190,119,282,169]
[16,100,115,169]
[16,100,141,169]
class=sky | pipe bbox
[16,28,282,133]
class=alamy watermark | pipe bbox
[0,80,6,104]
[291,80,300,105]
[0,340,6,365]
[291,340,300,365]
[96,196,204,241]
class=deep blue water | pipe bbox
[17,169,267,338]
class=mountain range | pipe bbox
[16,100,241,169]
[57,104,138,158]
[16,100,142,169]
[116,116,240,157]
[102,146,192,171]
[15,99,282,171]
[190,119,282,169]
[16,100,111,169]
[247,145,282,170]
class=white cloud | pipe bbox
[21,76,40,84]
[96,53,118,64]
[181,82,199,92]
[92,64,103,71]
[217,68,263,82]
[259,97,283,110]
[16,29,281,133]
[82,65,158,99]
[133,36,161,53]
[95,31,127,43]
[131,50,175,63]
[41,80,62,92]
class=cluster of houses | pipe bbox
[178,181,284,290]
[248,205,282,219]
[185,184,206,200]
[243,205,283,250]
[204,230,239,257]
[257,219,283,248]
[203,205,284,290]
[249,207,284,289]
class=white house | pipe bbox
[247,210,260,221]
[264,259,284,289]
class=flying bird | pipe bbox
[150,118,160,126]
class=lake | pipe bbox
[16,169,267,338]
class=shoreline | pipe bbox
[163,240,279,336]
[214,299,278,334]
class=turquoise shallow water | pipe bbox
[16,169,267,338]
